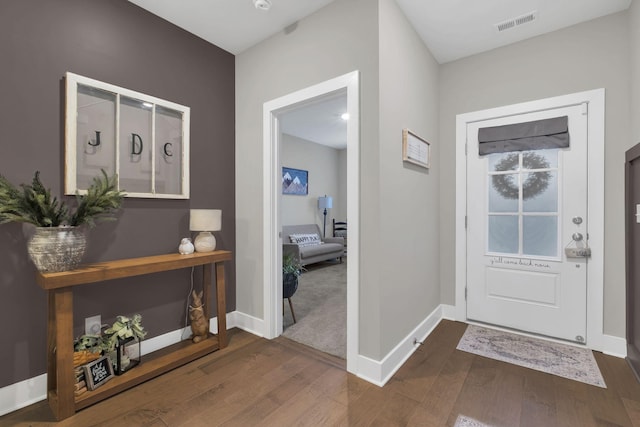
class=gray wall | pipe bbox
[631,1,640,144]
[281,134,342,231]
[0,0,235,388]
[236,0,440,359]
[378,0,441,355]
[235,0,380,347]
[439,12,630,337]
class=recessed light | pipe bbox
[341,113,349,121]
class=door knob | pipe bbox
[572,232,583,242]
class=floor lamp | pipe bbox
[318,195,333,238]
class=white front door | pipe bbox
[466,104,589,343]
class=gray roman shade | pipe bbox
[478,116,569,155]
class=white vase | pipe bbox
[179,238,194,254]
[25,225,87,273]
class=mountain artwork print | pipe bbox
[282,167,308,195]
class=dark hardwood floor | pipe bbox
[2,320,640,426]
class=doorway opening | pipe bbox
[262,71,360,373]
[279,93,347,358]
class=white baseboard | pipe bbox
[140,311,234,354]
[0,373,47,418]
[355,304,446,387]
[0,310,252,417]
[228,310,265,337]
[3,308,625,417]
[603,334,627,358]
[441,304,457,320]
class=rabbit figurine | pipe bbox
[179,238,194,254]
[189,290,209,343]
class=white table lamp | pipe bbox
[190,209,222,252]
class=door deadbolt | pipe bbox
[572,216,583,225]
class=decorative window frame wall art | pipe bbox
[402,128,431,169]
[282,167,308,195]
[65,72,190,199]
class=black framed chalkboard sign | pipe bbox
[83,356,115,390]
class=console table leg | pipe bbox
[216,262,227,348]
[202,264,212,324]
[49,288,75,420]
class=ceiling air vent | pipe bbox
[495,11,537,32]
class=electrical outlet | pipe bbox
[85,315,101,335]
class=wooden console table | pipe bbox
[35,250,232,420]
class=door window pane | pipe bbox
[489,174,519,212]
[485,149,560,259]
[155,106,183,195]
[523,216,558,257]
[522,149,558,170]
[119,96,152,193]
[488,215,519,254]
[76,85,116,190]
[488,152,520,172]
[523,171,558,212]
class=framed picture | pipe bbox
[282,167,308,195]
[402,129,431,169]
[65,72,191,199]
[82,356,114,390]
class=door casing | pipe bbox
[262,71,360,373]
[625,142,640,377]
[455,89,606,350]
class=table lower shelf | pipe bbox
[65,335,219,411]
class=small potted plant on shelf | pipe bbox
[73,314,147,375]
[0,169,125,272]
[102,314,147,375]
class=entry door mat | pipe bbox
[456,325,606,388]
[454,415,492,427]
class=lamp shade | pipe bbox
[318,196,333,210]
[189,209,222,232]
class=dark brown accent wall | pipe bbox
[0,0,235,388]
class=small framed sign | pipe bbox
[402,129,431,169]
[83,356,114,390]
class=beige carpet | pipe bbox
[282,259,346,359]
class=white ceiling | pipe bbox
[396,0,632,63]
[127,0,336,55]
[128,0,632,147]
[128,0,632,61]
[279,94,348,149]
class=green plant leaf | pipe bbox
[0,169,124,228]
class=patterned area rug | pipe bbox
[456,325,606,388]
[455,415,492,427]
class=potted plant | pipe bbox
[74,314,147,374]
[0,170,125,272]
[283,252,304,301]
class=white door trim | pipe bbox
[262,71,360,372]
[455,89,606,350]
